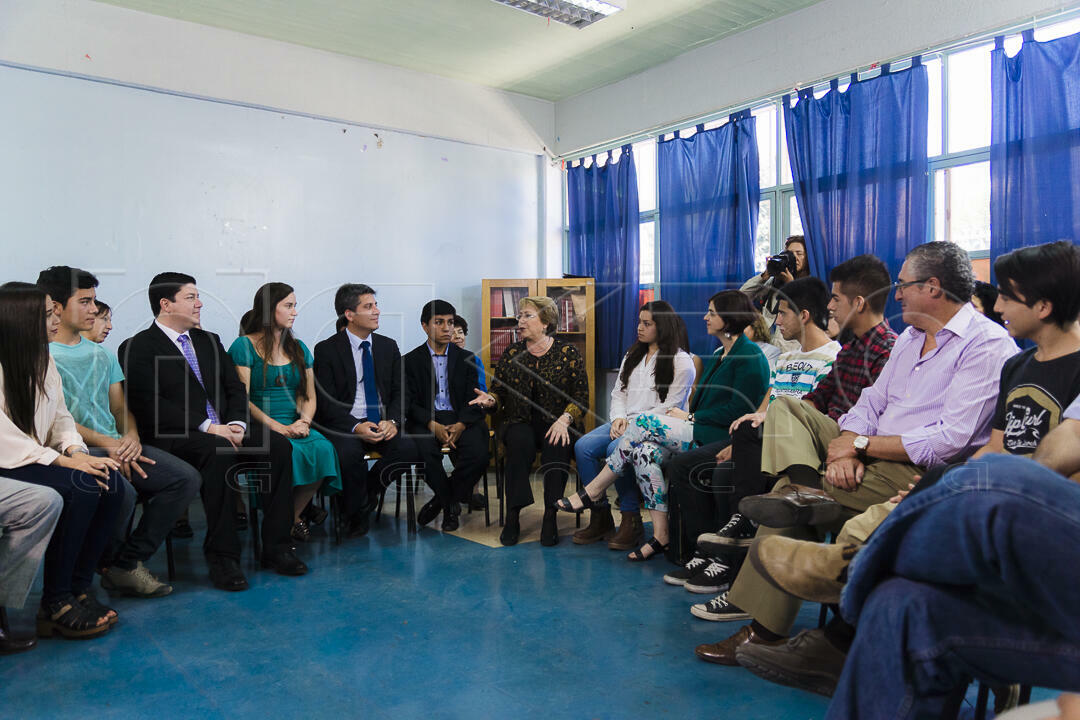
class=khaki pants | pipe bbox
[837,500,897,545]
[727,399,923,635]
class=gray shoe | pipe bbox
[102,562,173,598]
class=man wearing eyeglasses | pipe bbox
[694,241,1019,682]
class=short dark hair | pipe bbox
[905,241,976,303]
[972,281,1004,326]
[829,255,893,314]
[777,276,829,330]
[784,235,806,251]
[994,240,1080,326]
[708,290,756,336]
[453,315,469,336]
[94,299,111,316]
[334,283,376,320]
[421,300,457,325]
[148,272,196,317]
[35,266,98,308]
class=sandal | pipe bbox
[291,519,311,542]
[554,488,597,514]
[76,591,118,626]
[627,537,668,562]
[36,596,111,639]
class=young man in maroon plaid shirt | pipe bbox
[669,255,897,606]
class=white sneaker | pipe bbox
[103,561,172,598]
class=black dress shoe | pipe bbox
[346,513,370,538]
[0,627,36,655]
[261,548,308,576]
[208,557,249,592]
[500,514,520,546]
[417,498,443,527]
[540,508,559,547]
[170,518,194,540]
[441,510,460,532]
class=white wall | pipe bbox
[0,0,556,156]
[555,0,1070,155]
[0,64,543,355]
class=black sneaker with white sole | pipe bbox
[690,591,752,622]
[684,560,733,594]
[697,513,757,557]
[663,554,709,587]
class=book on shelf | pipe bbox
[490,287,526,317]
[489,327,519,364]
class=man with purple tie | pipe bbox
[120,272,306,591]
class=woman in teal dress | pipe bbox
[228,283,341,541]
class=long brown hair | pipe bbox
[619,300,685,403]
[240,283,308,401]
[0,282,50,436]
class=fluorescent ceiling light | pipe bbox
[491,0,624,29]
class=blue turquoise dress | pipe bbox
[228,336,341,493]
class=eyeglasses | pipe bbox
[893,277,932,293]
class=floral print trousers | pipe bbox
[605,413,694,512]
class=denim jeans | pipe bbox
[573,423,640,512]
[828,455,1080,719]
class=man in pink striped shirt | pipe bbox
[693,241,1019,679]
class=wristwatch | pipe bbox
[687,413,696,424]
[853,435,870,459]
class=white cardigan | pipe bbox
[609,349,697,422]
[0,357,87,469]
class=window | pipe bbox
[934,161,990,252]
[639,220,656,284]
[786,194,804,238]
[947,44,992,153]
[634,139,657,213]
[754,198,772,271]
[754,104,778,189]
[780,111,793,186]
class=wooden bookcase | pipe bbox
[480,278,597,431]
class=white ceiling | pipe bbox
[93,0,826,101]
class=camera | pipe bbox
[766,250,798,279]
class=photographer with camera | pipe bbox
[742,236,811,354]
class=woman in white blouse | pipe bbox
[572,300,696,548]
[0,282,125,640]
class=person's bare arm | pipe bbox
[1033,419,1080,479]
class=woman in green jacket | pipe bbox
[555,290,770,561]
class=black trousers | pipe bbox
[329,429,431,519]
[502,418,574,511]
[149,420,294,561]
[664,439,729,565]
[720,421,769,514]
[409,410,490,505]
[4,464,125,602]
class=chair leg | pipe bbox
[406,469,417,535]
[575,471,583,529]
[331,495,342,545]
[374,486,385,525]
[165,534,176,582]
[0,606,9,635]
[395,476,402,520]
[483,468,491,527]
[1018,686,1032,706]
[974,683,991,720]
[250,493,261,563]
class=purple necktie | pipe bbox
[178,334,220,425]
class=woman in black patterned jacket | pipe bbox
[471,296,589,548]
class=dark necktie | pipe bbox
[359,340,381,423]
[178,334,220,424]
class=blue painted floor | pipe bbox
[0,499,1055,720]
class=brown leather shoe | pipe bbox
[735,628,846,696]
[695,624,786,666]
[572,507,616,545]
[607,511,645,550]
[749,535,858,604]
[739,484,844,528]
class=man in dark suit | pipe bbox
[313,283,430,537]
[120,272,306,591]
[404,300,490,531]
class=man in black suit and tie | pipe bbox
[120,272,306,591]
[312,283,432,537]
[404,300,490,531]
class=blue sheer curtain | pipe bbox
[567,144,640,369]
[658,112,758,355]
[991,30,1080,267]
[784,61,928,323]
